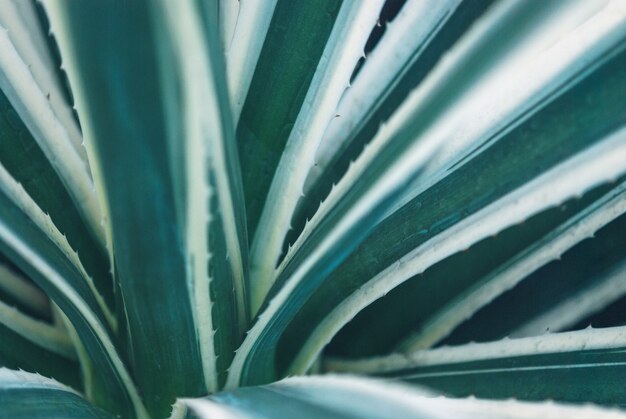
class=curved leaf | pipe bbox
[0,368,112,418]
[237,0,343,238]
[0,85,113,310]
[326,327,626,407]
[249,0,385,313]
[0,185,145,417]
[328,180,626,357]
[228,6,626,387]
[156,0,249,390]
[443,211,626,345]
[0,303,80,389]
[181,375,626,419]
[43,1,207,414]
[0,17,104,248]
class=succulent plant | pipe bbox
[1,0,626,418]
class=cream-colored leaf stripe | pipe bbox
[250,0,385,314]
[0,23,105,249]
[0,163,115,330]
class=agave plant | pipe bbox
[1,0,626,417]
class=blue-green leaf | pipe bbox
[0,69,113,312]
[0,368,112,418]
[0,187,145,416]
[237,0,343,239]
[180,375,626,419]
[0,300,80,389]
[0,14,104,249]
[228,2,626,388]
[249,0,386,314]
[443,209,626,346]
[326,327,626,407]
[328,180,626,357]
[43,0,208,415]
[156,0,249,390]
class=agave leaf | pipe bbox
[0,299,80,389]
[285,0,626,266]
[237,0,343,238]
[226,0,278,120]
[443,211,626,346]
[0,0,84,161]
[230,4,624,384]
[42,1,211,415]
[398,398,626,419]
[0,368,113,418]
[395,0,626,198]
[295,0,473,240]
[510,260,626,338]
[0,298,73,359]
[0,163,114,328]
[277,124,626,377]
[156,0,249,391]
[227,10,626,386]
[310,0,464,174]
[326,327,626,406]
[326,182,615,357]
[20,1,76,116]
[0,17,104,249]
[7,2,624,417]
[0,323,80,390]
[50,305,95,395]
[182,375,441,418]
[0,186,145,417]
[179,375,626,419]
[249,0,385,314]
[227,46,450,386]
[0,10,112,306]
[0,89,114,311]
[274,18,626,359]
[38,3,115,269]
